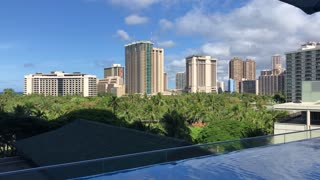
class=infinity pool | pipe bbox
[78,138,320,179]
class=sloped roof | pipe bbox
[15,120,196,166]
[280,0,320,14]
[13,120,209,180]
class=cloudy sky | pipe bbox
[1,0,320,91]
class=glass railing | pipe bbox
[1,128,320,180]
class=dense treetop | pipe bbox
[0,90,288,157]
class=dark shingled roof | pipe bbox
[13,120,209,179]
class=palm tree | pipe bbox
[161,110,192,142]
[119,101,134,123]
[108,96,119,115]
[32,109,47,120]
[13,105,29,117]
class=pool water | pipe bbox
[79,138,320,179]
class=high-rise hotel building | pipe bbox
[186,55,217,93]
[286,42,320,102]
[272,54,282,71]
[229,58,243,93]
[258,55,285,96]
[176,72,186,90]
[24,71,97,97]
[104,64,124,79]
[243,59,256,80]
[125,41,164,94]
[229,58,256,92]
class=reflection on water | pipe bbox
[79,138,320,180]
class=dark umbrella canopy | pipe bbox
[280,0,320,14]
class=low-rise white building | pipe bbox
[273,81,320,134]
[24,71,97,97]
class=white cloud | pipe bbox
[159,19,173,30]
[115,30,131,41]
[201,43,230,58]
[110,0,158,10]
[125,14,149,25]
[165,59,185,82]
[158,40,175,48]
[166,0,320,85]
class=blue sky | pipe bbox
[1,0,320,91]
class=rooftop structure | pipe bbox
[273,81,320,133]
[3,120,206,179]
[104,64,124,79]
[124,41,153,47]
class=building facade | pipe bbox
[24,71,97,97]
[258,55,285,96]
[217,81,225,94]
[272,54,282,71]
[151,48,164,94]
[228,79,236,93]
[104,64,124,79]
[259,71,285,96]
[125,41,164,95]
[243,59,256,80]
[186,55,217,93]
[241,80,259,95]
[229,57,243,92]
[163,72,167,91]
[286,42,320,102]
[229,58,256,92]
[97,76,125,97]
[176,72,186,90]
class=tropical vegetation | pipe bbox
[0,88,288,157]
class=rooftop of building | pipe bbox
[104,64,124,69]
[124,40,153,47]
[25,71,96,77]
[186,55,217,60]
[286,42,320,53]
[152,47,164,50]
[6,120,207,179]
[275,80,320,108]
[273,101,320,111]
[15,120,196,167]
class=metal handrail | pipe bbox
[0,128,320,176]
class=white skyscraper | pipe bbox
[186,55,218,93]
